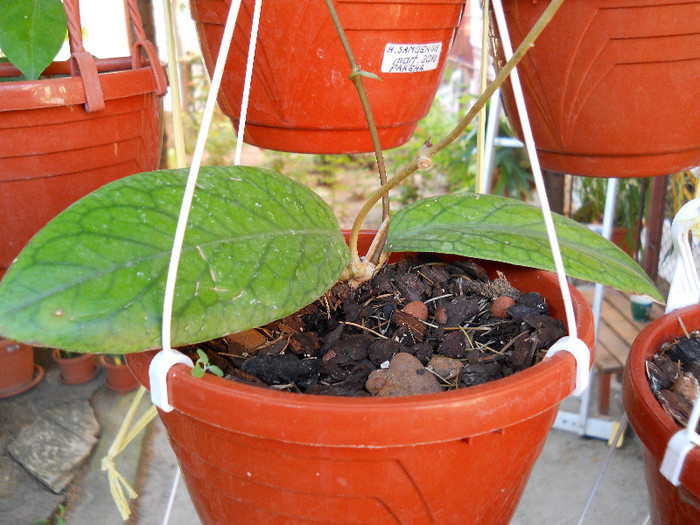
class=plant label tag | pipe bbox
[381,42,442,73]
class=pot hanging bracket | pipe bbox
[70,51,106,113]
[661,422,700,487]
[665,199,700,314]
[545,336,591,396]
[148,349,194,412]
[131,40,168,96]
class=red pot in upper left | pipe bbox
[0,0,167,278]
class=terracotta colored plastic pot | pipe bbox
[490,0,700,177]
[99,355,140,393]
[190,0,466,153]
[0,0,166,278]
[52,350,99,385]
[0,340,43,398]
[623,305,700,525]
[127,231,594,524]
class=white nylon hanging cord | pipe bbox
[160,0,243,355]
[491,0,578,339]
[234,0,263,166]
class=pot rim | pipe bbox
[0,57,162,112]
[623,303,700,494]
[127,260,595,448]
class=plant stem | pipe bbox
[323,0,390,267]
[353,0,565,245]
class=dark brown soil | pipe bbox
[180,255,566,397]
[647,332,700,431]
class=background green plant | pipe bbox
[572,177,647,257]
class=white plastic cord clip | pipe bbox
[148,350,194,412]
[491,0,591,394]
[545,336,591,396]
[660,198,700,485]
[661,394,700,486]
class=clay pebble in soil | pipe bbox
[365,352,442,396]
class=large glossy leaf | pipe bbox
[0,0,67,80]
[0,167,350,353]
[387,193,663,301]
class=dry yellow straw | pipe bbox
[102,0,188,517]
[101,386,158,520]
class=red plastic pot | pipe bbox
[127,231,594,524]
[0,339,43,398]
[52,350,99,385]
[623,305,700,525]
[190,0,466,153]
[99,355,140,393]
[0,0,166,277]
[490,0,700,177]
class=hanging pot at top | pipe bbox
[490,0,700,178]
[189,0,466,153]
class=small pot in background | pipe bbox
[52,349,98,385]
[99,355,139,392]
[0,339,43,397]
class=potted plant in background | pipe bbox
[99,355,140,392]
[0,1,662,523]
[51,349,99,385]
[623,304,700,524]
[572,177,646,258]
[0,0,167,277]
[0,339,43,398]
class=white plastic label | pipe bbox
[381,42,442,73]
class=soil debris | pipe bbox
[647,331,700,431]
[180,255,566,397]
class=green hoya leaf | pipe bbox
[0,166,350,354]
[0,0,67,80]
[387,193,663,301]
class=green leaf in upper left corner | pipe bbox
[0,0,67,80]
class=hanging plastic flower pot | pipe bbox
[189,0,467,153]
[126,230,595,525]
[0,0,167,277]
[490,0,700,177]
[623,304,700,525]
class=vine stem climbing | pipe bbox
[326,0,566,286]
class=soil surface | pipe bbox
[647,333,700,431]
[181,255,566,397]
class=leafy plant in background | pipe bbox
[385,97,533,204]
[178,60,239,166]
[0,0,67,80]
[0,0,661,355]
[572,177,647,258]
